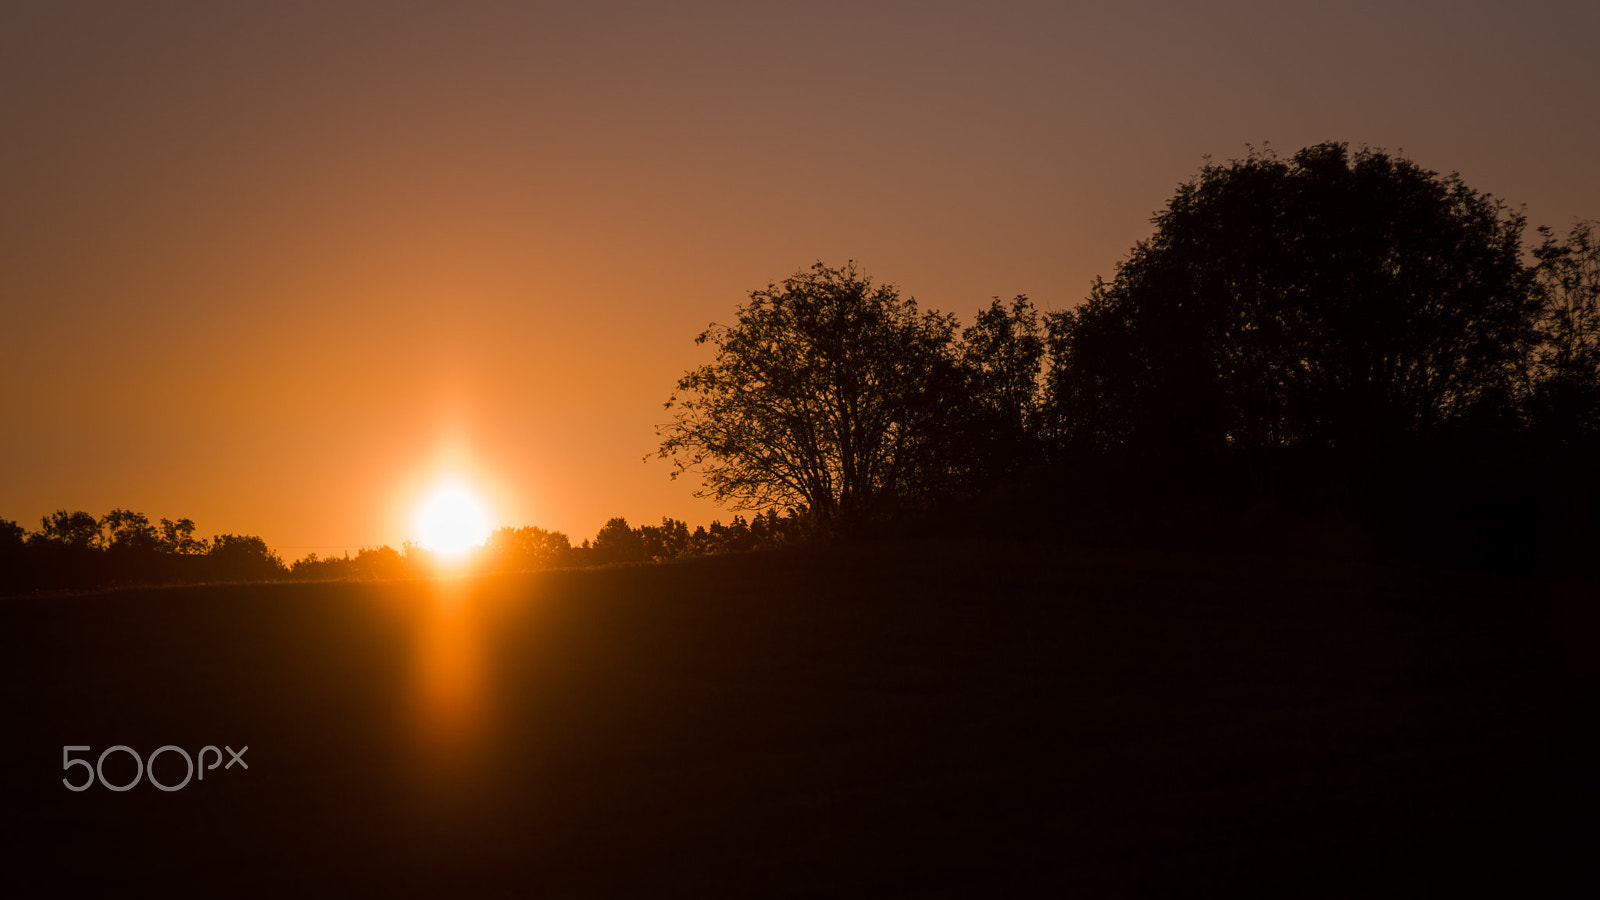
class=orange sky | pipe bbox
[3,1,1597,558]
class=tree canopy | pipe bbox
[1045,142,1538,484]
[1528,219,1600,444]
[657,261,960,526]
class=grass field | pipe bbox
[2,540,1595,896]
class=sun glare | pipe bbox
[415,481,492,560]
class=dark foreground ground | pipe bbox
[2,541,1596,897]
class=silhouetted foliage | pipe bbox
[945,295,1047,490]
[566,509,807,562]
[0,518,26,594]
[482,525,573,571]
[33,510,104,550]
[719,515,756,553]
[103,509,160,554]
[0,509,297,592]
[354,545,406,579]
[158,517,209,555]
[1528,219,1600,444]
[0,519,23,551]
[658,261,960,528]
[289,552,339,580]
[636,517,691,561]
[1044,143,1538,497]
[290,547,409,581]
[207,534,288,581]
[749,508,801,546]
[19,510,107,589]
[592,516,648,564]
[277,510,803,582]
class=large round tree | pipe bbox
[656,261,959,526]
[1047,142,1539,480]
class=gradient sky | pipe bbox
[4,1,1597,558]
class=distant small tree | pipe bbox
[208,534,286,581]
[292,551,365,581]
[702,519,730,554]
[749,509,782,545]
[483,525,572,570]
[353,545,406,580]
[592,517,647,563]
[102,509,160,554]
[0,518,24,549]
[722,515,755,553]
[33,510,103,550]
[158,517,209,555]
[637,517,691,561]
[290,552,325,578]
[0,517,26,577]
[95,509,162,585]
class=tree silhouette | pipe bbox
[158,517,210,555]
[1529,220,1600,444]
[207,533,286,581]
[947,295,1047,488]
[103,509,160,553]
[592,516,648,563]
[1045,143,1538,493]
[33,510,103,550]
[0,518,26,593]
[636,517,691,561]
[482,525,572,570]
[657,261,959,527]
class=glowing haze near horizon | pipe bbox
[3,1,1596,558]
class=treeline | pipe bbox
[288,509,805,580]
[0,510,286,594]
[657,143,1600,573]
[291,509,806,578]
[0,508,807,594]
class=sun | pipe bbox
[414,480,492,560]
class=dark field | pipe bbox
[2,541,1595,897]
